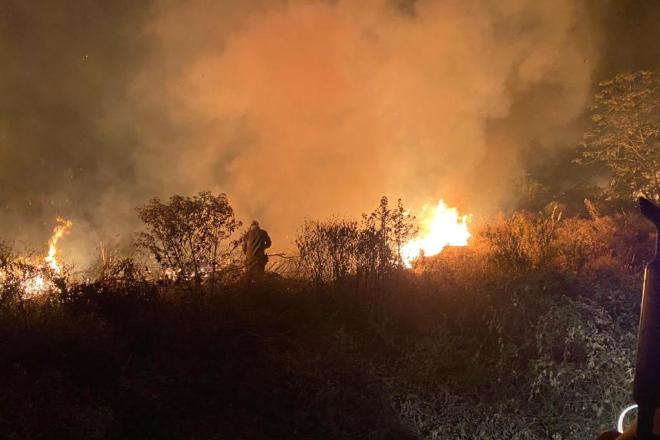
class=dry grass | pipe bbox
[0,208,653,439]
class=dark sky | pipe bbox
[522,0,660,204]
[592,0,660,75]
[0,0,659,264]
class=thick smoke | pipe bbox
[0,0,658,265]
[136,0,596,244]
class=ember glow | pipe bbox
[401,200,471,267]
[20,271,52,298]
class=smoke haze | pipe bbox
[0,0,659,265]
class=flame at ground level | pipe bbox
[45,217,73,274]
[0,217,72,298]
[402,200,471,267]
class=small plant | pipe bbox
[481,210,560,275]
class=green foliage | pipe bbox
[136,191,241,287]
[577,71,660,202]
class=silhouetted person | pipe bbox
[242,220,271,281]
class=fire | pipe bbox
[44,217,73,274]
[401,200,471,267]
[0,217,73,298]
[21,272,51,298]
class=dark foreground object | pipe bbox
[634,198,660,440]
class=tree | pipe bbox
[577,71,660,202]
[136,192,241,288]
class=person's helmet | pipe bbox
[251,220,260,228]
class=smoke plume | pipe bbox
[137,0,596,242]
[0,0,658,265]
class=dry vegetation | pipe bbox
[0,196,654,440]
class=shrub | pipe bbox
[295,197,416,286]
[480,210,560,276]
[136,191,241,289]
[296,218,359,285]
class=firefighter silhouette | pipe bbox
[242,220,271,280]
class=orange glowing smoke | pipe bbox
[402,200,471,267]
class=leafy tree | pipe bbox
[136,191,241,288]
[577,71,660,202]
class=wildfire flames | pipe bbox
[0,217,73,298]
[44,217,73,274]
[402,200,471,267]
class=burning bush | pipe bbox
[0,240,69,304]
[0,218,73,302]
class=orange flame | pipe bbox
[0,217,74,298]
[402,200,471,267]
[44,217,73,274]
